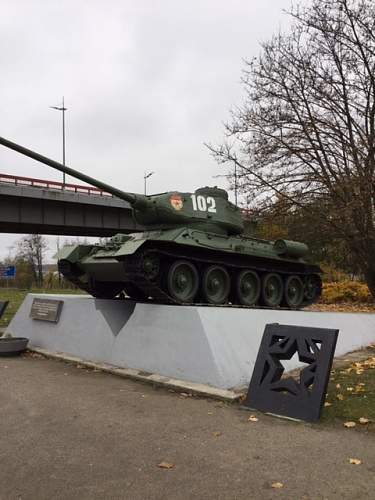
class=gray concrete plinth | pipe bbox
[6,294,375,391]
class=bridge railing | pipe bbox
[0,173,113,197]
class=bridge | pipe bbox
[0,173,142,236]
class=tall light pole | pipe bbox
[233,160,238,206]
[144,171,154,195]
[50,97,67,185]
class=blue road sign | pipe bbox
[0,265,16,279]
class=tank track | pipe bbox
[120,245,322,308]
[59,244,322,308]
[57,261,92,293]
[58,261,124,298]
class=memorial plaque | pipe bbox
[30,298,64,323]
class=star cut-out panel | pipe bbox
[244,323,339,422]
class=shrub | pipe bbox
[321,281,372,304]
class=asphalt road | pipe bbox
[1,355,374,500]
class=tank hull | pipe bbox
[58,228,322,309]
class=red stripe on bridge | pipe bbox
[0,172,112,197]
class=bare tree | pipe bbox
[17,235,48,287]
[208,0,375,296]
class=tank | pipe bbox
[0,136,322,308]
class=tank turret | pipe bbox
[0,136,243,235]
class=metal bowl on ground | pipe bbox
[0,337,29,356]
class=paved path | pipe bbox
[1,355,374,500]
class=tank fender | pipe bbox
[113,228,187,258]
[114,238,146,257]
[56,244,94,263]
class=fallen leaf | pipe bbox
[344,421,356,428]
[359,417,370,425]
[337,394,344,401]
[271,482,284,489]
[212,431,222,438]
[324,402,332,407]
[349,458,362,465]
[157,462,175,469]
[248,415,259,422]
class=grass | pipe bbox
[0,287,82,328]
[321,346,375,432]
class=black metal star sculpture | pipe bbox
[244,324,339,422]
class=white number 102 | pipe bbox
[191,194,217,213]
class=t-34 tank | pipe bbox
[0,136,322,308]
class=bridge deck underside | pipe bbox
[0,184,141,236]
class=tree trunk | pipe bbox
[363,267,375,299]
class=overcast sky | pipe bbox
[0,0,298,261]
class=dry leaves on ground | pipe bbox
[248,415,259,422]
[212,431,222,438]
[22,351,44,359]
[349,458,362,465]
[157,462,175,469]
[179,392,192,398]
[359,417,370,424]
[309,303,375,313]
[271,482,284,489]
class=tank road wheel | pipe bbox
[124,283,148,301]
[261,273,283,308]
[141,252,160,280]
[167,260,199,303]
[202,265,231,305]
[236,270,261,306]
[304,274,322,304]
[283,275,304,309]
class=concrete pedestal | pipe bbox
[6,294,375,392]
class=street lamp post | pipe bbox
[234,161,238,206]
[50,97,67,185]
[144,171,154,195]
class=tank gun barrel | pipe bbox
[0,135,144,206]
